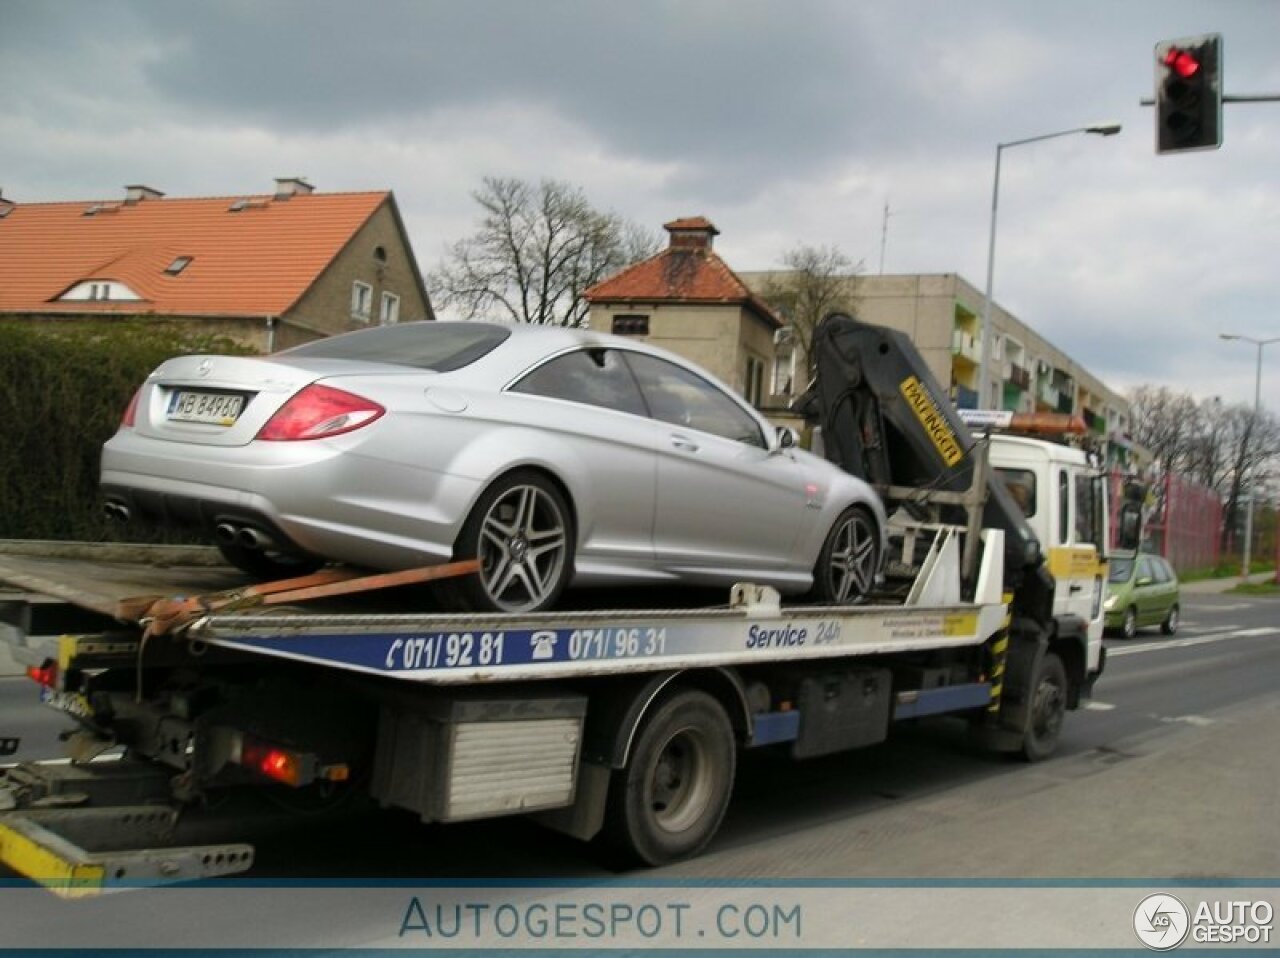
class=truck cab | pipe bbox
[988,433,1108,675]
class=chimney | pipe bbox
[124,185,165,204]
[274,177,315,200]
[663,216,719,251]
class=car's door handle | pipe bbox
[670,434,699,452]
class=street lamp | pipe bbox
[977,123,1123,410]
[1218,332,1280,578]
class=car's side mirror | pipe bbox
[772,426,799,455]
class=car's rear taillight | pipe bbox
[256,384,385,441]
[121,388,142,428]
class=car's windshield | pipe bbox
[281,322,510,371]
[1108,557,1135,583]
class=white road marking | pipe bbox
[1085,701,1117,711]
[1161,714,1216,727]
[1191,602,1251,611]
[1108,626,1280,657]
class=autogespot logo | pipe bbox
[1134,893,1191,950]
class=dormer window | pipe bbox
[165,256,193,275]
[58,280,142,302]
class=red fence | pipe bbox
[1133,471,1222,572]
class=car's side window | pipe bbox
[510,348,647,417]
[1136,557,1155,583]
[1152,558,1172,583]
[623,352,765,447]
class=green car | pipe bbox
[1104,552,1180,638]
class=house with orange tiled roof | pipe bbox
[584,217,783,409]
[0,179,432,352]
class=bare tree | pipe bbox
[759,244,862,373]
[431,178,658,327]
[1130,385,1280,550]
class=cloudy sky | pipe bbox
[3,0,1277,413]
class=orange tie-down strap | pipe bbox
[116,560,481,637]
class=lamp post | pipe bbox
[977,123,1122,410]
[1219,333,1280,578]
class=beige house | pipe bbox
[583,217,784,407]
[0,179,432,352]
[739,271,1141,468]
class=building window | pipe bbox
[351,281,373,322]
[744,355,765,407]
[165,256,193,275]
[380,291,400,325]
[612,314,649,336]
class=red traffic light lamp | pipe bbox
[1155,34,1223,154]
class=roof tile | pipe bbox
[0,191,388,317]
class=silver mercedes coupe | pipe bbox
[102,321,886,613]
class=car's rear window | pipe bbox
[281,322,510,371]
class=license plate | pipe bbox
[167,390,245,425]
[39,686,93,720]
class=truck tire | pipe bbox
[603,689,736,866]
[1020,651,1067,762]
[811,505,879,604]
[450,470,574,613]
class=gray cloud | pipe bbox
[3,0,1278,410]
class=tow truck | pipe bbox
[0,313,1126,895]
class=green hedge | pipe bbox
[0,320,254,541]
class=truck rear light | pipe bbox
[120,388,142,428]
[255,384,384,441]
[234,735,347,787]
[26,660,58,689]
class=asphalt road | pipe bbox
[3,588,1277,882]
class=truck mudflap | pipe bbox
[0,761,254,897]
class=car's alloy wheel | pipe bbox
[454,471,573,613]
[813,506,879,604]
[1122,606,1138,639]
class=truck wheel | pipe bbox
[1020,652,1067,762]
[604,689,736,866]
[216,540,323,580]
[811,505,879,604]
[1160,604,1180,635]
[451,471,573,613]
[1121,606,1138,640]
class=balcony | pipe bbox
[951,328,981,364]
[952,384,979,409]
[1006,363,1031,390]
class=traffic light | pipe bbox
[1155,33,1223,154]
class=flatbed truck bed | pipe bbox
[0,524,1090,895]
